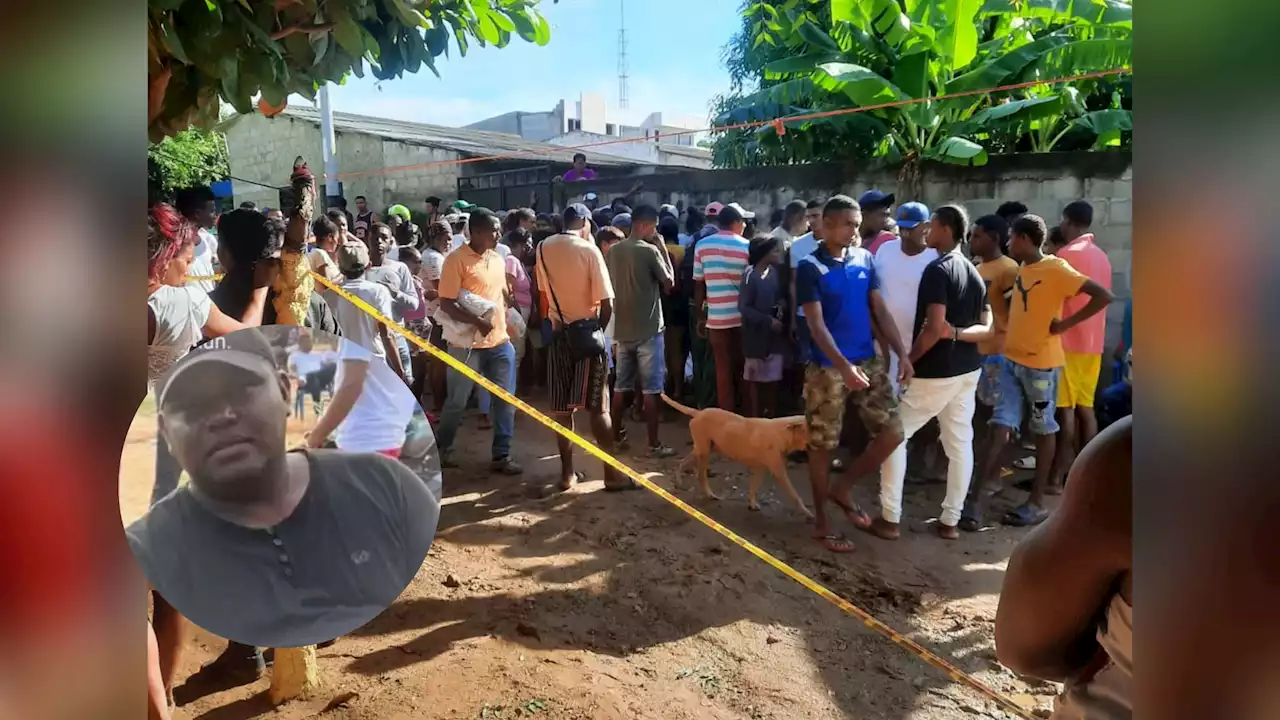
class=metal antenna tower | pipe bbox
[617,0,629,109]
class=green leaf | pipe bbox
[893,50,933,126]
[816,62,911,106]
[762,53,840,78]
[1020,38,1132,82]
[1073,108,1131,147]
[952,94,1065,135]
[532,11,552,45]
[933,0,981,69]
[490,10,516,33]
[478,7,501,42]
[796,23,841,54]
[926,136,988,165]
[425,23,449,56]
[333,15,365,56]
[310,33,330,66]
[946,29,1073,94]
[1098,1,1133,27]
[159,24,191,65]
[510,12,538,43]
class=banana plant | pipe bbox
[713,0,1132,167]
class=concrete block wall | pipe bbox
[225,114,463,216]
[376,141,460,212]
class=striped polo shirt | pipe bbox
[692,231,750,329]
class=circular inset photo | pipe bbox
[123,325,441,650]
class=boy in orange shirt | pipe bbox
[963,214,1112,529]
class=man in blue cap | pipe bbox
[872,201,938,396]
[858,189,899,255]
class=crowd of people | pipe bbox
[148,181,1134,543]
[143,176,1134,717]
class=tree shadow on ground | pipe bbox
[341,416,1038,720]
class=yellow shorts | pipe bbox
[1057,352,1102,408]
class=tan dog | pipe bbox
[661,394,813,518]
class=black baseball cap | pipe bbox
[156,328,280,409]
[563,202,591,226]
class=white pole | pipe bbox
[318,85,340,199]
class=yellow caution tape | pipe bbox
[310,271,1032,719]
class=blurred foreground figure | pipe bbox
[995,416,1131,718]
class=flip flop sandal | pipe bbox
[829,496,872,531]
[817,535,856,553]
[604,477,641,492]
[1002,503,1050,527]
[1013,456,1036,470]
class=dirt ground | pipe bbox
[120,391,1061,720]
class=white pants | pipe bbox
[879,369,981,527]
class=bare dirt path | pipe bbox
[121,396,1058,720]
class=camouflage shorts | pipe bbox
[803,357,902,450]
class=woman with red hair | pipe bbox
[145,202,255,710]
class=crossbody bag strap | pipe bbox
[538,243,569,325]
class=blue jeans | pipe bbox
[437,341,516,460]
[989,356,1060,435]
[152,432,183,506]
[615,332,666,394]
[395,332,414,384]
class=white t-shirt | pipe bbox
[332,339,416,453]
[421,248,446,320]
[190,228,219,293]
[287,350,326,379]
[789,232,820,318]
[308,247,340,282]
[333,278,395,358]
[147,285,212,388]
[364,258,419,321]
[873,239,938,387]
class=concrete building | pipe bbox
[465,92,710,165]
[220,104,644,212]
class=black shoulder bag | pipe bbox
[538,243,606,360]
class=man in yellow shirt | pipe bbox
[964,214,1112,529]
[969,215,1019,430]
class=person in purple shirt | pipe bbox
[561,153,597,182]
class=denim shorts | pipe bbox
[988,356,1060,435]
[615,332,666,395]
[976,355,1004,407]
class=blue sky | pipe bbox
[319,0,741,128]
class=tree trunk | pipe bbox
[269,646,321,705]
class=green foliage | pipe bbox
[148,0,555,141]
[711,0,1132,168]
[148,127,229,204]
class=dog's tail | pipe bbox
[660,393,700,418]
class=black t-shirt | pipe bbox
[127,450,438,648]
[911,251,988,379]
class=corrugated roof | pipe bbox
[275,106,644,167]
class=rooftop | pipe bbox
[246,105,647,168]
